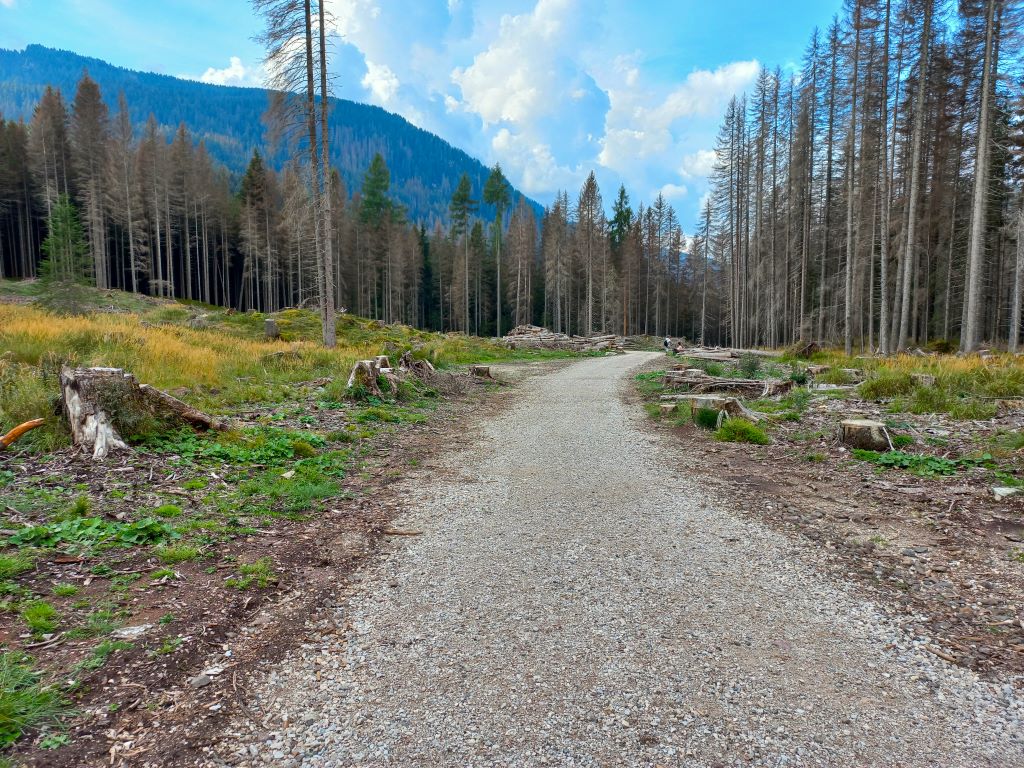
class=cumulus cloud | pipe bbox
[362,60,400,103]
[680,149,717,179]
[452,0,576,126]
[189,56,263,87]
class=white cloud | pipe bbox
[491,128,578,195]
[680,149,717,179]
[188,56,263,87]
[660,183,688,199]
[0,0,15,9]
[362,60,400,103]
[452,0,576,126]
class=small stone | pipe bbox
[189,674,212,689]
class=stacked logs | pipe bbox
[502,325,624,353]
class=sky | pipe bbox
[1,0,844,229]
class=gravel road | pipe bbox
[220,352,1024,767]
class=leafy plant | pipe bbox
[714,418,770,445]
[8,518,177,551]
[853,449,995,477]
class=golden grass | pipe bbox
[0,304,376,392]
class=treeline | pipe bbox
[0,73,708,340]
[704,0,1023,353]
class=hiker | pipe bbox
[674,341,685,355]
[663,336,672,354]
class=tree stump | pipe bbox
[659,403,677,417]
[686,395,763,422]
[398,351,436,379]
[840,419,892,451]
[59,367,226,460]
[264,318,280,340]
[470,365,495,380]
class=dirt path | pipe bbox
[215,353,1023,767]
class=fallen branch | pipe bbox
[0,418,45,451]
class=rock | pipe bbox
[189,674,212,689]
[992,487,1021,501]
[840,419,892,451]
[112,623,153,640]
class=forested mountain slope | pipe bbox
[0,45,535,223]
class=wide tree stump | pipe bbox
[59,367,225,460]
[840,419,892,451]
[470,365,495,380]
[398,351,436,379]
[346,358,397,398]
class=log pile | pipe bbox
[674,346,784,361]
[502,325,624,353]
[662,367,794,398]
[59,367,227,460]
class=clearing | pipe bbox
[207,353,1022,767]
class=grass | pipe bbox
[0,652,65,748]
[0,288,579,453]
[226,558,276,590]
[714,419,770,445]
[0,554,35,582]
[19,600,58,636]
[76,640,132,672]
[51,584,79,598]
[155,544,202,564]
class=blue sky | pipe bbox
[1,0,843,228]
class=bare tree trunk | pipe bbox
[878,0,892,354]
[317,0,337,347]
[962,0,996,353]
[1010,207,1024,353]
[898,0,932,350]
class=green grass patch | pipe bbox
[226,558,277,590]
[0,553,35,582]
[0,651,66,748]
[19,600,58,635]
[76,640,132,672]
[51,584,79,597]
[714,419,770,445]
[155,544,202,564]
[692,407,720,431]
[152,504,183,519]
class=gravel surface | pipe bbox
[217,352,1024,767]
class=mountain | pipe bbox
[0,45,539,223]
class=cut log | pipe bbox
[0,419,46,451]
[686,395,765,422]
[840,419,893,451]
[59,367,226,460]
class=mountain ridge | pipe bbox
[0,44,541,223]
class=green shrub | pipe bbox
[859,372,914,400]
[714,418,770,445]
[817,368,852,386]
[789,366,809,386]
[891,434,915,449]
[290,439,317,458]
[737,353,761,378]
[853,449,994,477]
[692,407,720,431]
